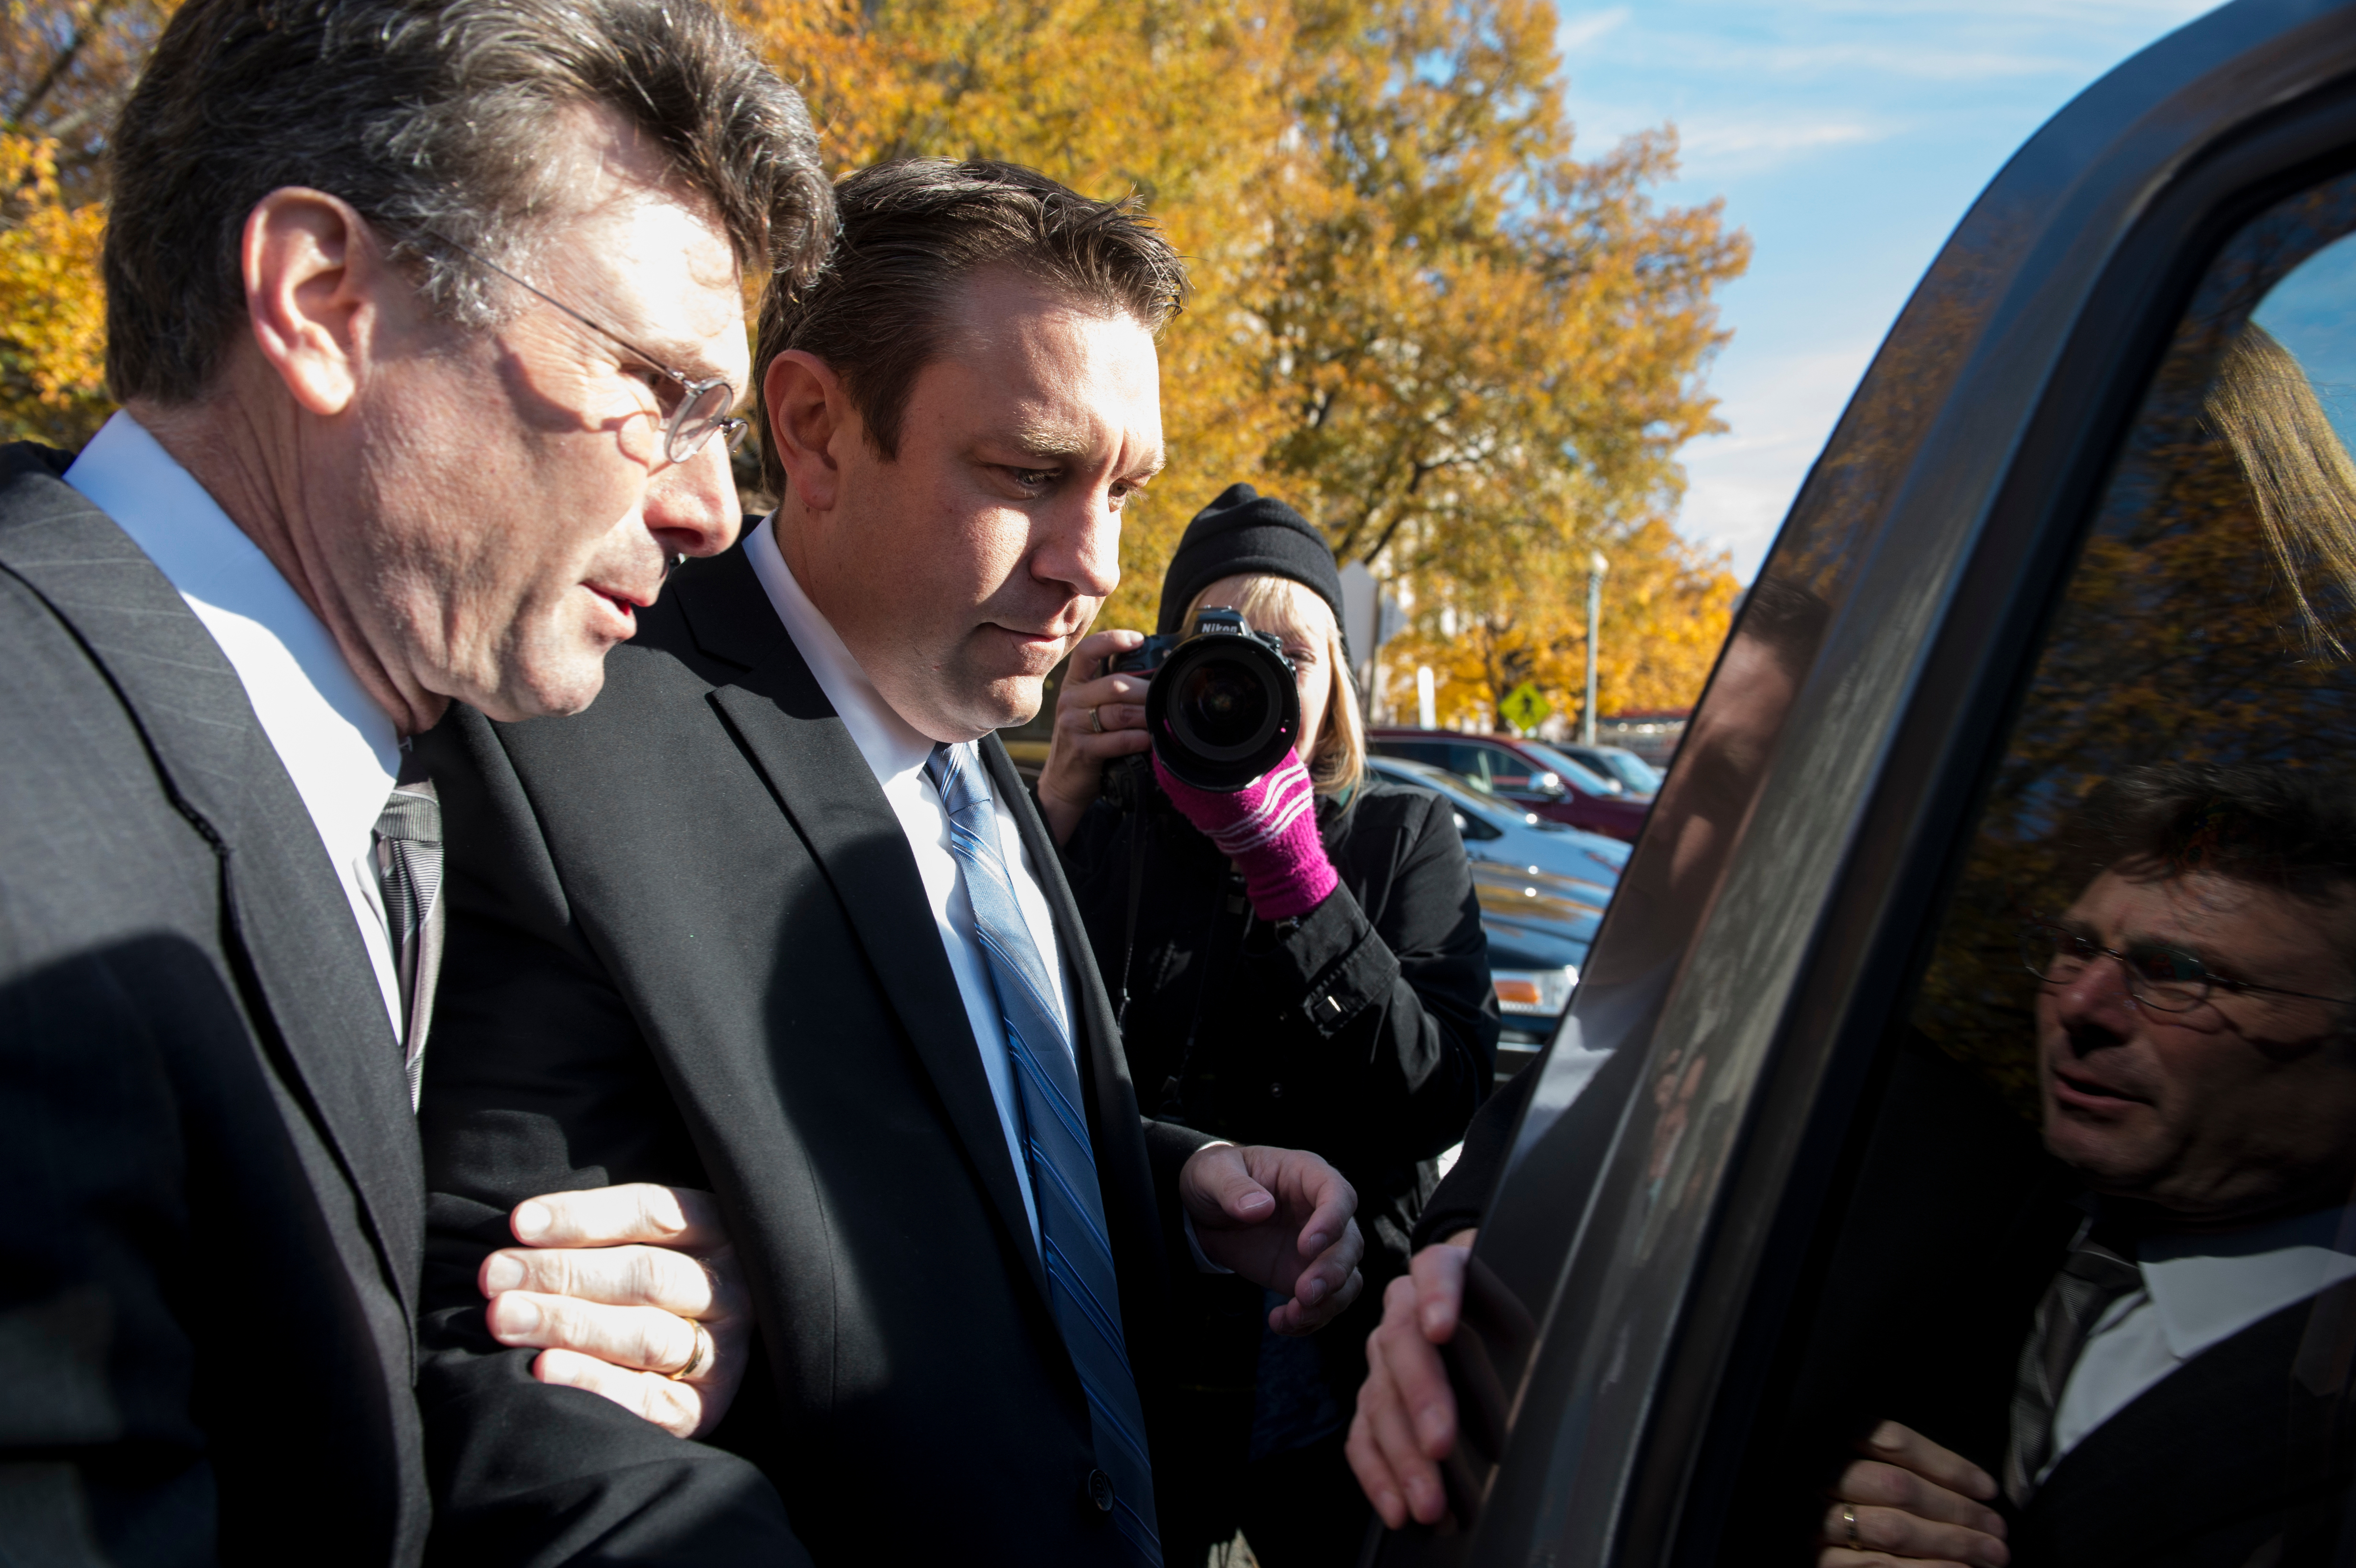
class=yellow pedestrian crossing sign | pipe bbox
[1500,682,1551,735]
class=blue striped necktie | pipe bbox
[925,741,1162,1567]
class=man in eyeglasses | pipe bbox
[0,0,830,1559]
[1813,762,2356,1567]
[1354,760,2356,1564]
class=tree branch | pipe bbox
[7,0,123,134]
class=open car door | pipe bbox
[1379,1,2356,1564]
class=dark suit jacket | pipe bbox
[414,542,1220,1566]
[0,443,429,1564]
[1740,1037,2356,1565]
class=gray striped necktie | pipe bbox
[373,774,442,1110]
[924,741,1162,1567]
[2002,1224,2143,1505]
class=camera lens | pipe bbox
[1173,663,1270,751]
[1145,626,1301,791]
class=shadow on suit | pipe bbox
[0,444,426,1565]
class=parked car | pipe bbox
[1376,5,2356,1564]
[1543,740,1662,800]
[1472,893,1589,1084]
[1369,728,1651,840]
[1367,755,1627,896]
[1371,755,1619,1075]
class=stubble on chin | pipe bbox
[468,597,616,722]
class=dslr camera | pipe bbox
[1104,607,1301,798]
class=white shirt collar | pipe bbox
[2138,1207,2356,1361]
[742,513,936,787]
[64,409,404,1031]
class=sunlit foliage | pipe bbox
[2,0,1748,722]
[746,0,1750,714]
[0,0,175,446]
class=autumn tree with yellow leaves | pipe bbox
[748,0,1749,720]
[0,0,173,445]
[0,0,1747,718]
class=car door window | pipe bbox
[1486,749,1539,793]
[1711,173,2356,1565]
[1446,744,1502,793]
[1384,740,1450,772]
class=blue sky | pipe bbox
[1555,0,2221,580]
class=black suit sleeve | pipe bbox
[413,709,808,1568]
[1409,1060,1534,1250]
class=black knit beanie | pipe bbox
[1155,483,1350,660]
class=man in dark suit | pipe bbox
[1355,761,2356,1565]
[1810,764,2356,1566]
[415,159,1370,1567]
[0,1,832,1560]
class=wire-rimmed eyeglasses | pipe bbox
[2019,921,2356,1013]
[442,239,748,466]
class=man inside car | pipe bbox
[1815,763,2356,1565]
[1357,762,2356,1565]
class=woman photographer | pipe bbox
[1038,484,1497,1566]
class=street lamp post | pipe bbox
[1583,550,1607,746]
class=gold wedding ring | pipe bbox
[1841,1503,1860,1547]
[669,1319,715,1382]
[1089,706,1105,734]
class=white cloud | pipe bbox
[1676,344,1880,580]
[1604,31,2076,84]
[1749,42,2073,80]
[1675,117,1885,174]
[1556,5,1630,56]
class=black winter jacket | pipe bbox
[1059,769,1499,1288]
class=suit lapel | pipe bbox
[674,552,1049,1301]
[0,449,423,1322]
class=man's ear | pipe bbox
[763,349,856,513]
[241,186,395,418]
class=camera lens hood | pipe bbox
[1145,631,1301,792]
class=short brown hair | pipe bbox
[2068,762,2356,909]
[106,0,832,403]
[755,158,1188,491]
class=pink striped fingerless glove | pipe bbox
[1153,749,1340,921]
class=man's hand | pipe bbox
[1348,1230,1473,1529]
[1818,1421,2009,1568]
[1180,1143,1364,1333]
[1036,628,1153,845]
[478,1183,751,1440]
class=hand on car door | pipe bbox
[1348,1231,1476,1527]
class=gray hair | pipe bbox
[105,0,833,403]
[756,158,1187,490]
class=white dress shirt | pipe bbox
[744,515,1073,1249]
[2045,1206,2356,1478]
[65,410,405,1036]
